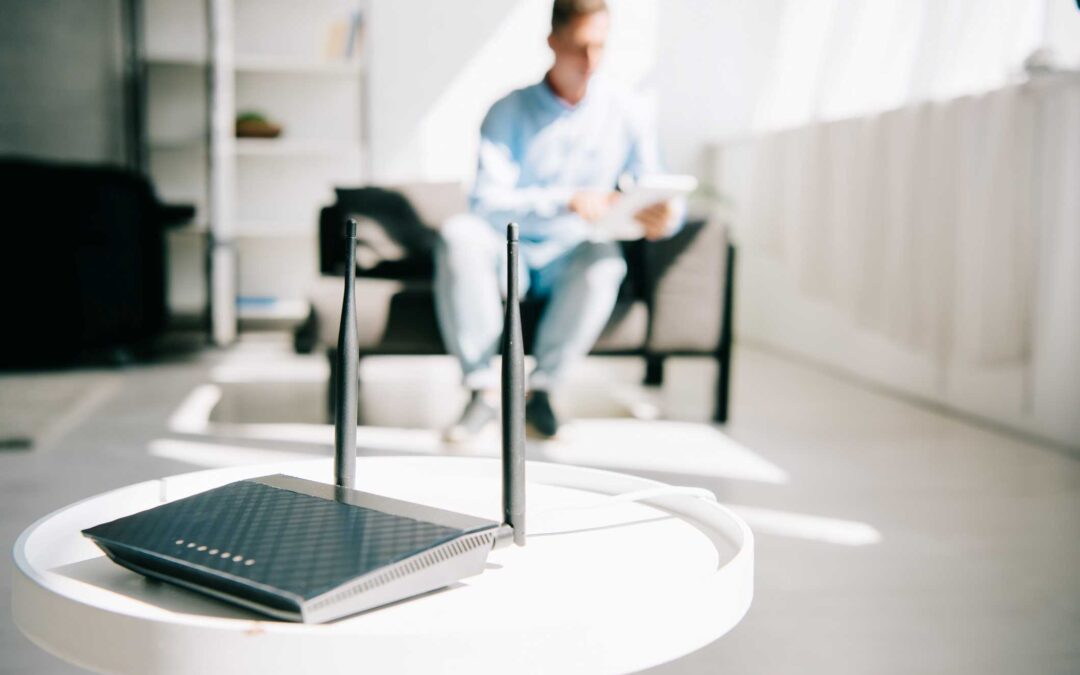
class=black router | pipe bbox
[83,220,527,623]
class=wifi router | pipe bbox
[83,220,527,623]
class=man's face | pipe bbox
[548,10,609,86]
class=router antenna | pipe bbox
[502,223,526,546]
[334,218,359,490]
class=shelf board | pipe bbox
[150,138,206,151]
[146,53,205,67]
[235,55,363,75]
[236,298,310,322]
[153,138,358,157]
[234,138,361,157]
[146,53,362,76]
[234,222,314,239]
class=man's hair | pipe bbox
[551,0,608,32]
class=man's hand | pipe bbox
[569,190,618,223]
[634,200,675,240]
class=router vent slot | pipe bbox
[308,531,495,612]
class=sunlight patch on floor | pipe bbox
[726,504,882,546]
[148,438,321,468]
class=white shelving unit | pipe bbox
[143,0,368,341]
[140,1,208,329]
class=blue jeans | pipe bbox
[434,213,627,391]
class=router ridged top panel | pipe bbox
[82,475,498,603]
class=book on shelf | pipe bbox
[325,10,365,61]
[236,296,309,321]
[344,10,365,59]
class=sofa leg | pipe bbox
[714,243,736,424]
[714,352,730,423]
[643,355,665,387]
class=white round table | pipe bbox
[13,456,753,674]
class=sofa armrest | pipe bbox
[645,218,729,354]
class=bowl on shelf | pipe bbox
[235,112,282,139]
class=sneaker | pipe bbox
[525,390,560,439]
[443,390,497,443]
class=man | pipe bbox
[435,0,681,441]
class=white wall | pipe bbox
[655,0,786,176]
[655,0,1080,177]
[366,0,658,184]
[371,0,1058,182]
[0,0,126,164]
[1045,0,1080,66]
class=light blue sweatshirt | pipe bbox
[470,76,678,261]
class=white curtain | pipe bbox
[752,0,1046,132]
[740,75,1077,366]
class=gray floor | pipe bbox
[2,337,1078,674]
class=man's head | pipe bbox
[547,0,609,93]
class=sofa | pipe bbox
[304,183,735,422]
